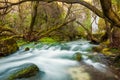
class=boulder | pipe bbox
[0,38,19,57]
[73,52,82,61]
[68,65,118,80]
[0,63,42,80]
[24,47,30,51]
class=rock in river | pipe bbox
[73,52,82,61]
[0,63,41,80]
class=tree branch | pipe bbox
[37,18,76,39]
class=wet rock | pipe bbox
[72,46,81,51]
[73,52,82,61]
[0,63,41,80]
[0,38,19,57]
[68,65,118,80]
[25,47,30,51]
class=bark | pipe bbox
[110,27,120,48]
[29,1,39,33]
[26,1,39,41]
[100,0,120,27]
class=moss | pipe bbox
[39,37,57,44]
[110,48,120,53]
[73,52,82,61]
[101,48,112,56]
[6,63,40,80]
[0,37,19,57]
[24,47,30,51]
[17,39,28,47]
[98,18,106,32]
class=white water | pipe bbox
[0,40,118,80]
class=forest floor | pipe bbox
[106,51,120,80]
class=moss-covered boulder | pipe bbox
[0,38,19,57]
[73,52,82,61]
[24,47,30,51]
[0,63,41,80]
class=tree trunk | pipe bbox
[100,0,120,27]
[110,27,120,48]
[26,1,39,41]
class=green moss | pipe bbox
[24,47,30,51]
[39,37,57,44]
[17,39,28,47]
[102,48,112,55]
[0,37,19,57]
[6,63,39,80]
[98,18,106,32]
[110,48,120,53]
[73,52,82,61]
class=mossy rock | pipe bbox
[102,48,112,56]
[0,63,42,80]
[25,47,30,51]
[0,38,19,57]
[73,52,82,61]
[92,45,103,52]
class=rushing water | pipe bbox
[0,40,118,80]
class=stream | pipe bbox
[0,39,119,80]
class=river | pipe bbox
[0,39,119,80]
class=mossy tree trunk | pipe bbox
[100,0,120,27]
[25,1,39,41]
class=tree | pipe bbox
[0,0,120,27]
[24,1,39,41]
[0,0,120,44]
